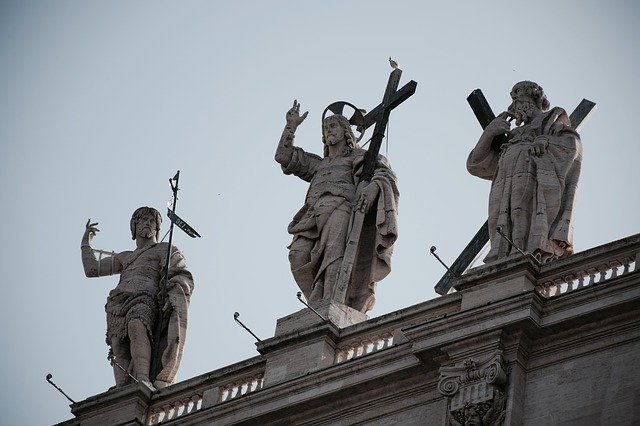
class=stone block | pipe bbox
[456,257,537,311]
[263,335,336,386]
[69,383,152,426]
[275,299,367,336]
[201,386,221,409]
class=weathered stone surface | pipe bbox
[62,234,640,425]
[274,299,368,336]
[275,100,399,313]
[467,81,582,264]
[523,323,640,424]
[80,207,194,390]
[454,254,538,310]
[59,383,152,426]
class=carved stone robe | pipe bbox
[467,107,581,263]
[282,146,399,313]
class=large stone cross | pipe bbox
[332,69,417,304]
[434,90,596,295]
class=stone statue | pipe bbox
[81,207,194,390]
[275,100,399,313]
[467,81,582,263]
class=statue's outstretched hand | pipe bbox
[286,99,308,127]
[83,219,100,245]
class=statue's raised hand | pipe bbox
[286,100,308,127]
[485,111,514,139]
[82,219,100,246]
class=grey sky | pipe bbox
[1,1,638,424]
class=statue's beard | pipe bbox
[139,227,155,239]
[326,135,343,146]
[510,101,536,126]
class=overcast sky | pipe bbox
[1,1,638,424]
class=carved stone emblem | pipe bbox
[438,353,507,425]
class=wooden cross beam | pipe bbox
[433,90,596,295]
[332,69,417,305]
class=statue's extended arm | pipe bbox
[275,100,308,166]
[81,219,123,277]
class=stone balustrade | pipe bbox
[143,357,266,422]
[335,331,394,364]
[219,373,264,402]
[147,393,202,425]
[536,235,639,298]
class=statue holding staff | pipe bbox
[81,206,194,389]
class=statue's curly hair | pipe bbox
[510,80,550,111]
[130,206,162,240]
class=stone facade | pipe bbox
[59,234,640,425]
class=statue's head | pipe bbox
[508,81,550,125]
[130,206,162,241]
[322,114,357,157]
[463,404,481,426]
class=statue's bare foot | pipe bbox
[154,380,170,390]
[136,375,156,391]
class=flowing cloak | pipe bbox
[467,107,582,263]
[106,242,194,384]
[282,146,399,313]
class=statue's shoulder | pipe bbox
[351,147,367,161]
[116,249,137,269]
[542,107,572,131]
[155,242,184,255]
[353,147,367,156]
[154,242,171,253]
[116,249,134,260]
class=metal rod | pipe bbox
[429,246,460,278]
[90,248,118,256]
[46,374,76,404]
[233,312,262,342]
[151,171,180,380]
[108,353,138,383]
[495,226,527,256]
[296,292,326,322]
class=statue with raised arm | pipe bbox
[275,100,399,313]
[467,81,582,263]
[80,207,194,390]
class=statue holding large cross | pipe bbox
[275,69,415,313]
[434,84,595,295]
[467,81,584,264]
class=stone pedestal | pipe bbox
[454,255,538,311]
[274,299,367,336]
[66,383,152,426]
[258,300,367,386]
